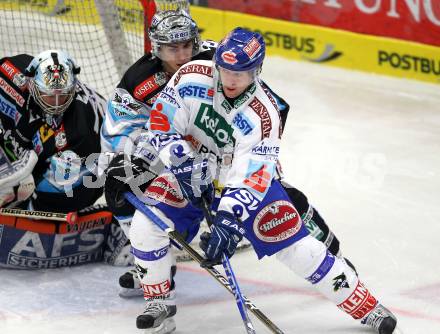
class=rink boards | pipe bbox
[192,6,440,85]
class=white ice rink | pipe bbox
[1,57,439,334]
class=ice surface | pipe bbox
[1,57,439,334]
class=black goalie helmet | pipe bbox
[148,9,201,59]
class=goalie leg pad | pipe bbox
[0,186,15,207]
[114,214,133,238]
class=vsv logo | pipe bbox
[153,246,169,259]
[195,103,235,148]
[223,188,260,221]
[132,245,169,261]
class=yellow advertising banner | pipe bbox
[192,7,440,85]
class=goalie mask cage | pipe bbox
[0,0,172,98]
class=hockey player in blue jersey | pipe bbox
[105,27,398,333]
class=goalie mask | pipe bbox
[148,10,200,62]
[26,50,80,116]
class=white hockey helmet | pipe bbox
[26,50,80,116]
[148,10,200,59]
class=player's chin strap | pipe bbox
[124,192,284,334]
[200,198,257,334]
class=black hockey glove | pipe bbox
[104,153,156,216]
[169,157,214,208]
[199,211,245,266]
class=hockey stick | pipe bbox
[124,192,285,334]
[200,199,256,334]
[0,207,78,224]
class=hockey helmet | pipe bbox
[26,50,80,116]
[148,9,200,59]
[215,28,265,73]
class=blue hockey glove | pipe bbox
[169,157,214,207]
[199,211,245,264]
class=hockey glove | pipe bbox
[104,153,156,216]
[0,142,37,207]
[169,157,214,207]
[199,211,245,265]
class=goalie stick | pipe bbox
[201,198,256,334]
[124,192,285,334]
[0,207,78,224]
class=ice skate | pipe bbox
[136,303,177,334]
[118,268,143,298]
[119,265,177,298]
[361,303,397,334]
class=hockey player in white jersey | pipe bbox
[109,28,398,333]
[103,9,351,300]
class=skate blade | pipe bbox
[144,318,176,334]
[118,287,143,298]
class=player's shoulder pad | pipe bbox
[118,54,160,90]
[118,55,169,103]
[75,81,105,104]
[71,81,107,120]
[0,54,33,73]
[260,80,290,112]
[259,80,290,132]
[108,87,148,120]
[173,59,214,87]
[0,54,32,91]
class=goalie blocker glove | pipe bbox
[200,211,245,265]
[104,153,157,216]
[0,136,37,207]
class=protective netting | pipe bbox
[0,0,146,98]
[154,0,189,11]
